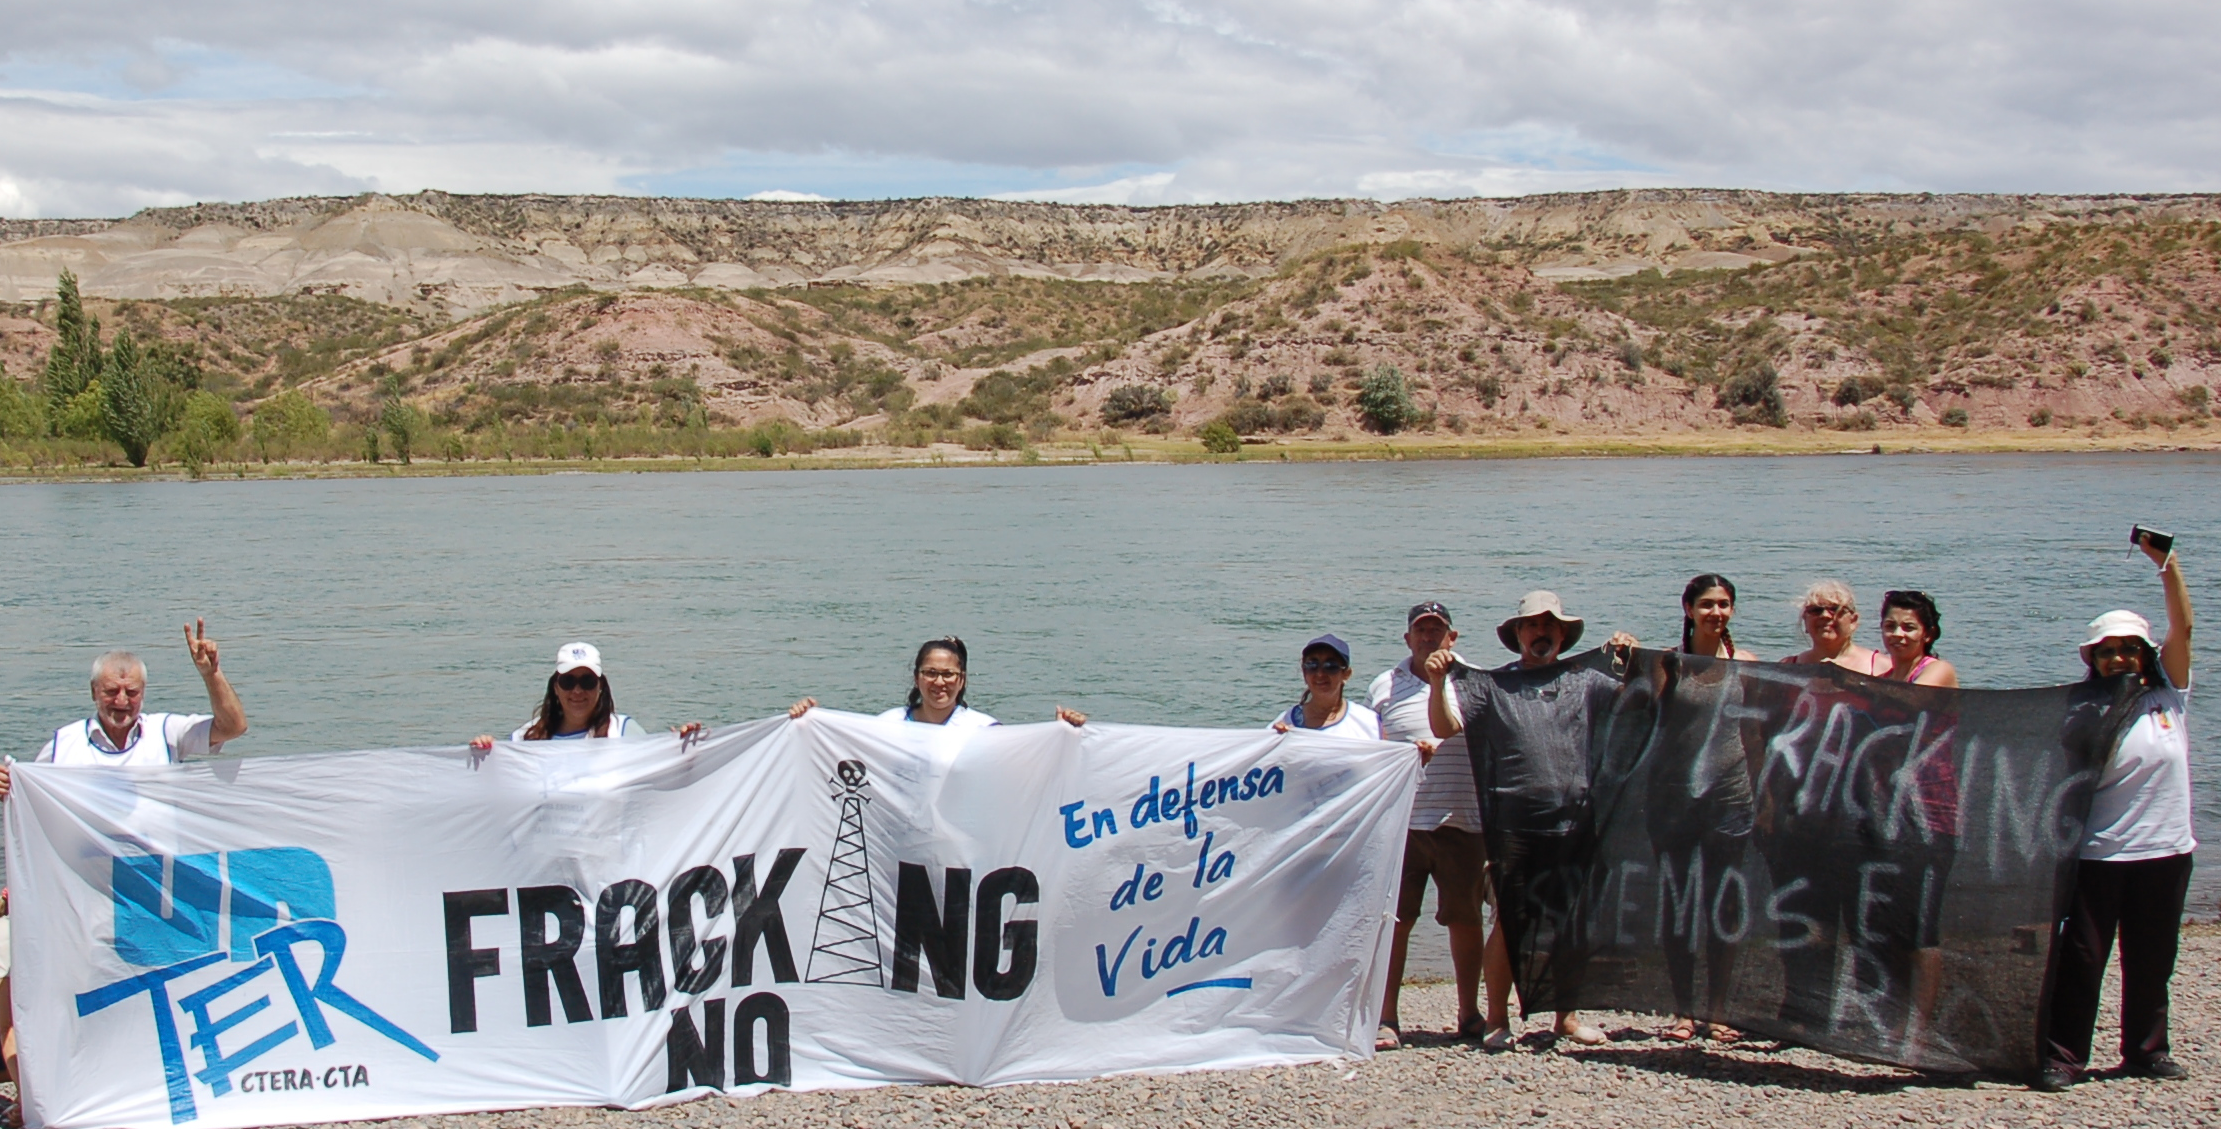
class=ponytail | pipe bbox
[1680,573,1739,658]
[906,636,970,713]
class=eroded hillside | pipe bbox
[2,190,2219,463]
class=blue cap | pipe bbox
[1303,634,1352,663]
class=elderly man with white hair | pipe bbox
[2,619,248,796]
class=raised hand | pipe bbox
[184,618,221,677]
[1422,648,1456,686]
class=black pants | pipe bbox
[2045,853,2194,1072]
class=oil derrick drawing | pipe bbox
[806,759,884,985]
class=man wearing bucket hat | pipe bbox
[1421,590,1638,1049]
[2039,533,2196,1091]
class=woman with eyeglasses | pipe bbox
[787,635,1086,726]
[1783,579,1885,673]
[1270,634,1381,738]
[1878,590,1959,687]
[2039,536,2197,1091]
[470,641,699,748]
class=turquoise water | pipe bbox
[2,455,2216,920]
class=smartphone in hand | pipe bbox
[2132,524,2175,556]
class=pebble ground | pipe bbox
[270,929,2221,1129]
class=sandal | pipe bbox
[1457,1015,1490,1041]
[1701,1022,1742,1044]
[1375,1023,1402,1051]
[1481,1026,1517,1053]
[1660,1018,1699,1042]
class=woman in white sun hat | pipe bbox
[2038,531,2196,1091]
[471,642,698,748]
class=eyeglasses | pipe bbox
[918,668,966,683]
[1302,659,1348,674]
[556,671,600,692]
[1803,604,1851,620]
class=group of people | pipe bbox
[0,539,2195,1096]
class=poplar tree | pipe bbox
[42,270,102,429]
[100,331,162,467]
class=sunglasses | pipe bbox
[1302,659,1348,674]
[556,671,601,692]
[1803,604,1852,619]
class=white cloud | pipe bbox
[744,189,831,201]
[3,0,2219,217]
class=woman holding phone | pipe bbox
[2039,531,2197,1090]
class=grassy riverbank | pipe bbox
[4,427,2218,483]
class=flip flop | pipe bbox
[1701,1023,1743,1044]
[1375,1023,1402,1051]
[1660,1019,1699,1043]
[1457,1015,1491,1041]
[1481,1026,1517,1053]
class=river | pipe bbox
[3,454,2216,961]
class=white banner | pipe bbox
[6,712,1417,1129]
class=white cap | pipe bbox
[555,641,604,676]
[2080,610,2155,657]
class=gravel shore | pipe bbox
[270,928,2221,1129]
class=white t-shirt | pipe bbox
[511,713,640,741]
[877,705,1000,730]
[1271,699,1381,741]
[2082,676,2197,861]
[38,712,216,766]
[1370,658,1482,832]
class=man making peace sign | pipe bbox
[5,619,250,793]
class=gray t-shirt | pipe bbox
[1449,658,1626,837]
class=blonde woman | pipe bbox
[1783,579,1886,674]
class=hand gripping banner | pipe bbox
[1448,649,2139,1075]
[5,714,1417,1129]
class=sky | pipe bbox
[2,0,2217,218]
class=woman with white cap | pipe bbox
[1270,634,1381,738]
[471,642,696,748]
[2038,534,2197,1091]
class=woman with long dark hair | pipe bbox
[2039,536,2197,1090]
[789,636,1085,726]
[1878,590,1960,687]
[1649,575,1757,1043]
[470,642,698,748]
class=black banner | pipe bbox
[1452,649,2138,1074]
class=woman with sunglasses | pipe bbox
[2039,536,2197,1091]
[788,635,1086,726]
[1783,579,1886,673]
[1270,634,1381,738]
[471,641,697,748]
[1878,590,1960,687]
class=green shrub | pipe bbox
[0,377,45,439]
[1356,366,1418,434]
[1198,420,1241,453]
[1941,406,1969,428]
[252,390,332,460]
[1718,363,1786,427]
[2029,406,2054,427]
[1886,383,1920,412]
[1102,384,1173,424]
[962,423,1024,450]
[171,390,242,473]
[1833,375,1884,406]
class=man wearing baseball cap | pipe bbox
[1423,590,1638,1048]
[1369,602,1507,1050]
